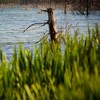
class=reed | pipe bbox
[0,24,100,99]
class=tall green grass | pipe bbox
[0,24,100,100]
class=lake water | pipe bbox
[0,7,100,59]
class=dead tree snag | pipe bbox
[23,8,57,42]
[47,8,57,41]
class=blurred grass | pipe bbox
[0,24,100,100]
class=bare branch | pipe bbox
[23,22,48,33]
[26,22,48,31]
[41,10,48,12]
[38,5,47,11]
[35,33,49,43]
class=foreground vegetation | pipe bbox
[0,25,100,100]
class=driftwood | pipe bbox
[24,8,57,41]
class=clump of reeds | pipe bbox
[0,24,100,100]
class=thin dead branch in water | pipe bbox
[23,22,48,33]
[35,33,49,43]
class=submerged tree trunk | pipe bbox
[64,0,67,14]
[86,0,89,15]
[47,8,57,41]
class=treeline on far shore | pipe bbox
[0,0,100,5]
[0,0,100,15]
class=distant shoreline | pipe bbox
[0,3,64,8]
[0,3,100,12]
[0,3,72,12]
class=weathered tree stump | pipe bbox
[24,8,58,42]
[47,8,57,41]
